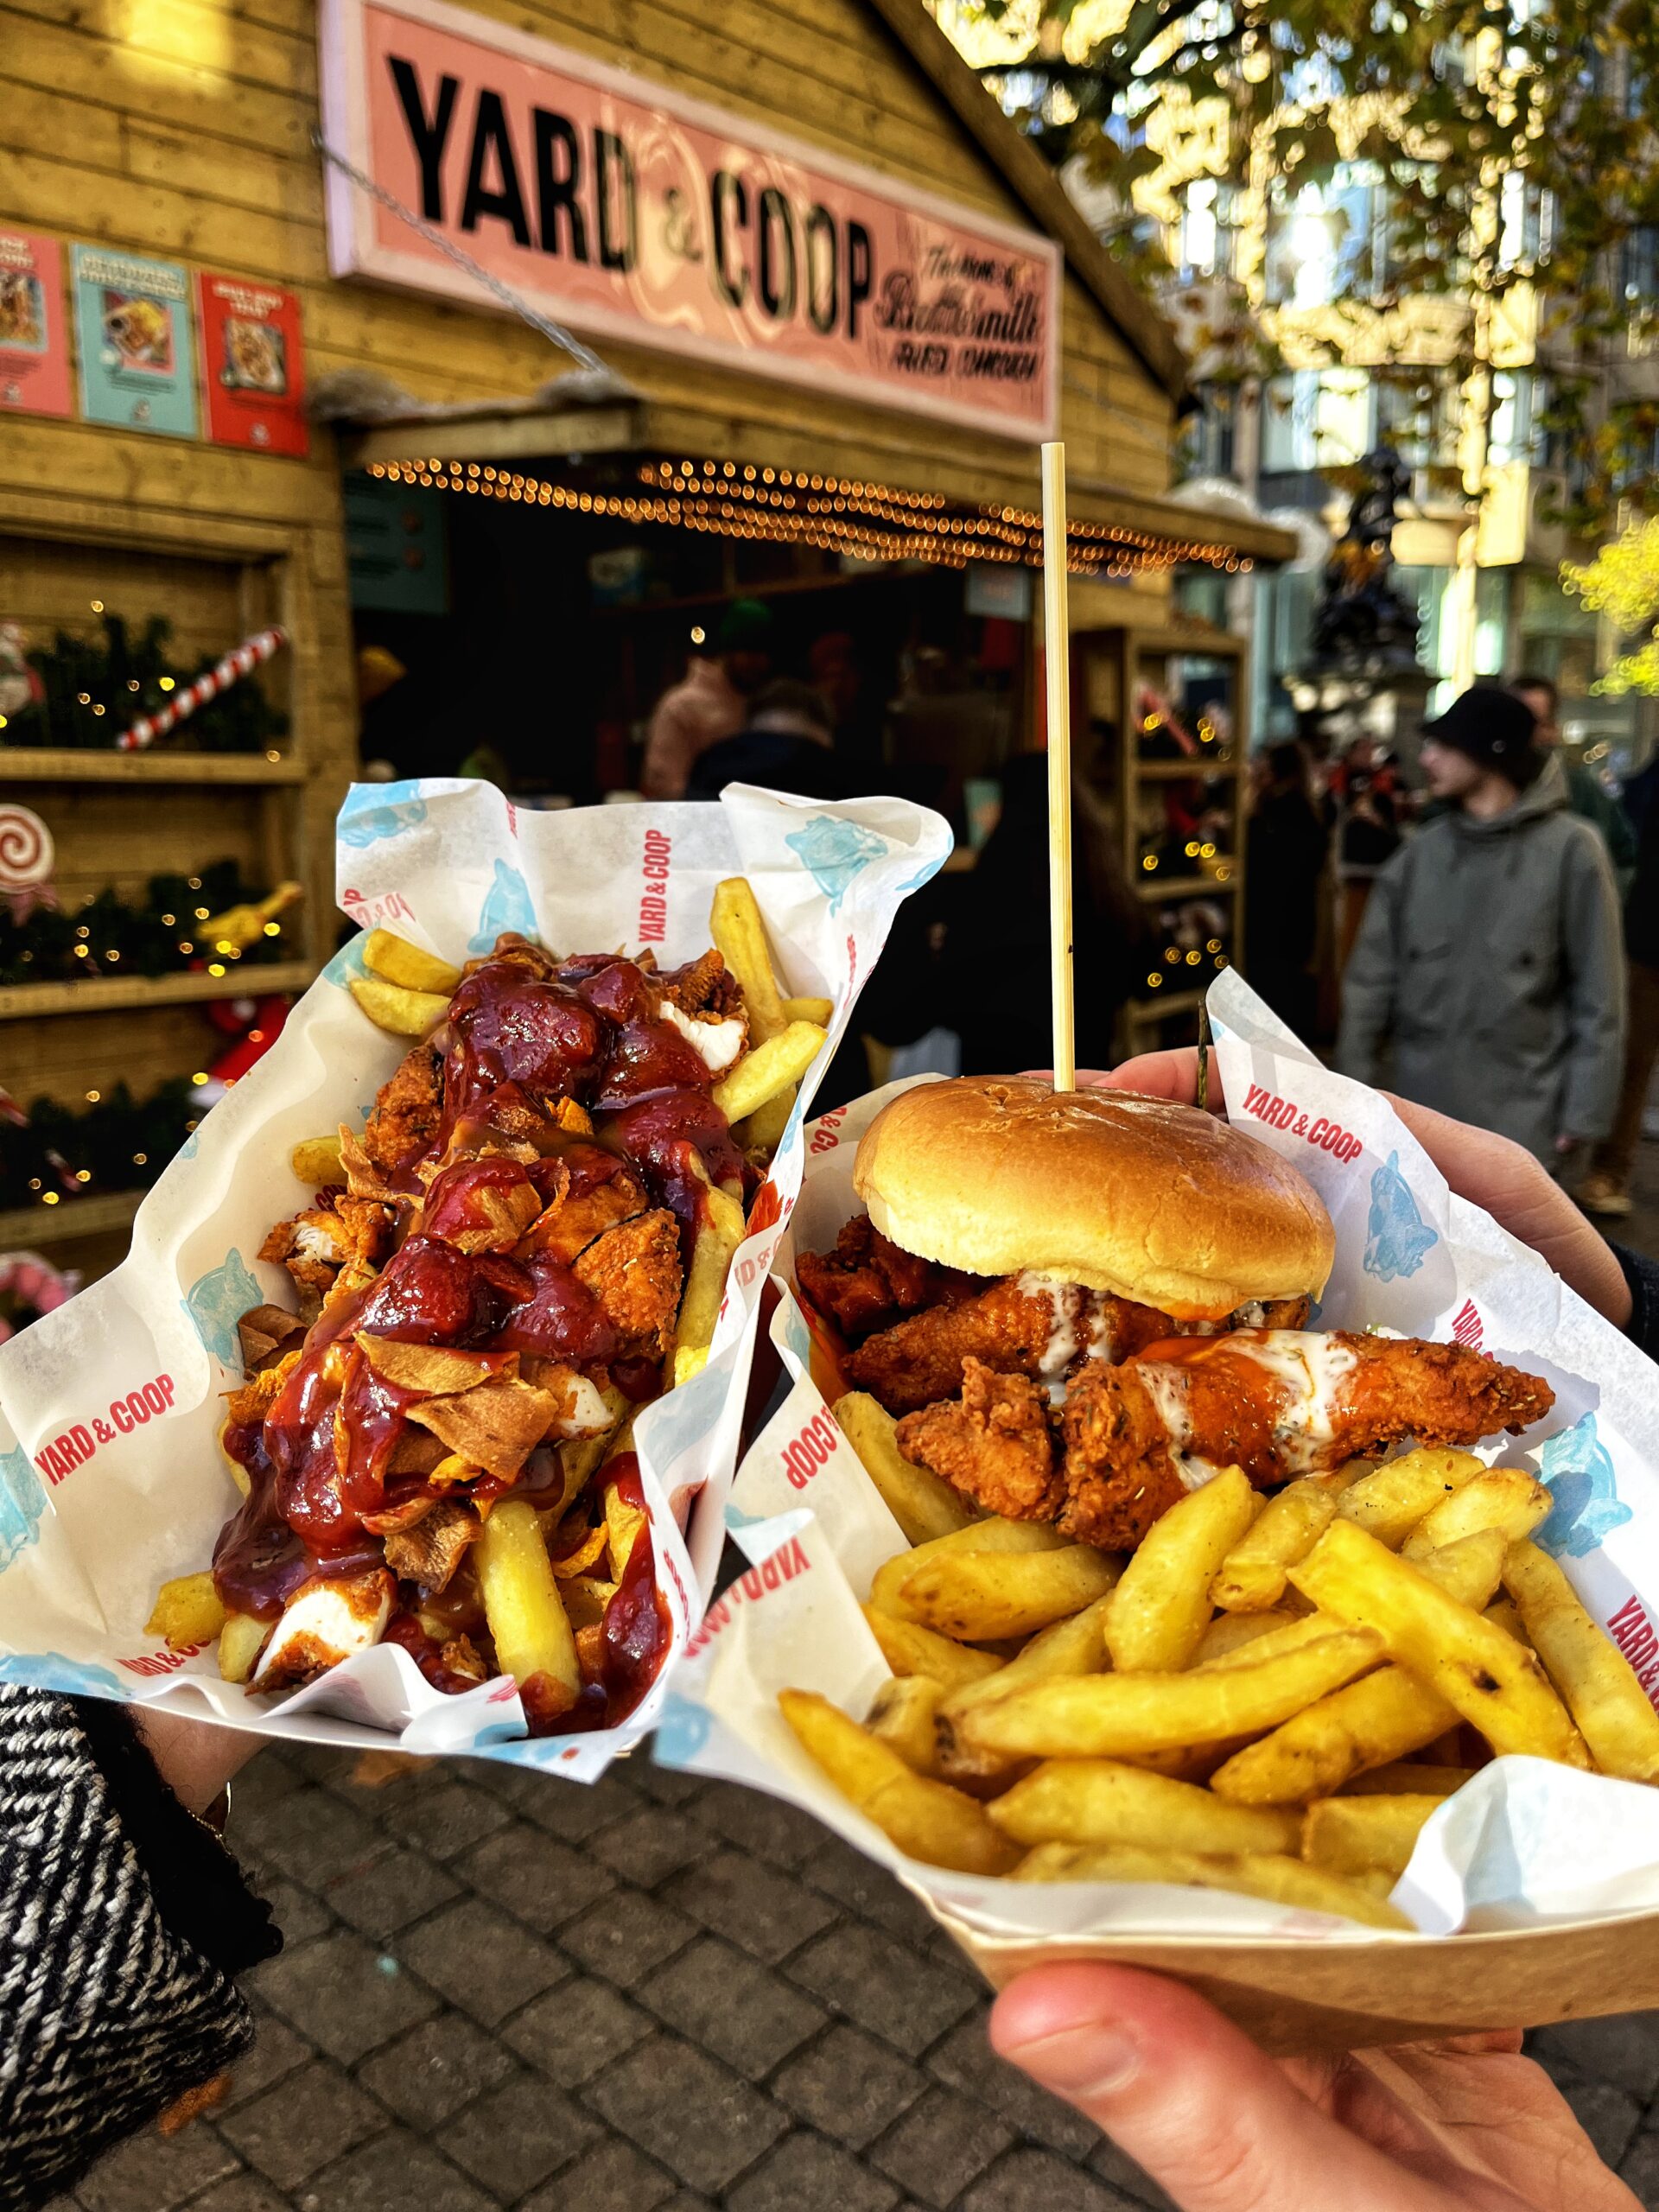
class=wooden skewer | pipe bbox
[1042,440,1075,1093]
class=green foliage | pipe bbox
[4,609,288,753]
[0,860,291,985]
[1563,518,1659,692]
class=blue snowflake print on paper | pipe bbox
[183,1248,264,1367]
[1362,1151,1438,1282]
[895,856,945,896]
[0,1443,46,1574]
[0,1652,128,1700]
[337,781,429,849]
[652,1691,713,1767]
[468,860,537,955]
[785,817,889,915]
[324,935,370,989]
[1536,1413,1631,1560]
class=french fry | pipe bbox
[671,1185,747,1388]
[361,927,461,996]
[217,1611,270,1684]
[990,1758,1301,1857]
[475,1497,581,1707]
[1292,1519,1587,1765]
[956,1633,1381,1761]
[603,1476,649,1580]
[1211,1664,1456,1806]
[146,1571,227,1651]
[1104,1465,1258,1671]
[863,1608,1004,1691]
[1502,1540,1659,1782]
[941,1593,1117,1721]
[1011,1839,1409,1931]
[289,1134,346,1186]
[1194,1608,1300,1664]
[710,877,789,1041]
[1341,1762,1480,1797]
[1211,1480,1338,1612]
[868,1516,1065,1619]
[1195,1609,1382,1673]
[867,1674,946,1775]
[1401,1468,1552,1560]
[734,1084,796,1155]
[779,1689,1018,1874]
[1336,1446,1484,1548]
[1302,1792,1441,1878]
[895,1545,1119,1643]
[834,1392,978,1545]
[781,994,834,1026]
[349,975,451,1037]
[713,1020,827,1124]
[1484,1597,1529,1643]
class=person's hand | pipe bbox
[1089,1052,1632,1332]
[991,1962,1640,2212]
[133,1707,264,1821]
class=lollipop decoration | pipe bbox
[118,625,288,753]
[0,804,57,922]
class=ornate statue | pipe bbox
[1309,447,1421,671]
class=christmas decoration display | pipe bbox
[0,804,55,918]
[1,608,289,754]
[0,1078,206,1216]
[0,861,300,986]
[0,1254,79,1345]
[119,623,288,750]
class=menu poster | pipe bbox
[197,271,308,456]
[0,231,73,418]
[73,245,199,438]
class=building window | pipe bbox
[1488,372,1541,466]
[1179,383,1237,477]
[1262,168,1382,308]
[1260,367,1371,474]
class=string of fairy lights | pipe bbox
[364,456,1255,579]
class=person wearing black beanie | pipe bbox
[1338,685,1624,1166]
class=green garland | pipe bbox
[0,860,293,987]
[0,1079,203,1215]
[3,610,287,753]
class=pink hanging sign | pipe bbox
[320,0,1059,440]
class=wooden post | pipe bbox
[1042,442,1075,1092]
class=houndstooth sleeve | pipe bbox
[0,1685,279,2209]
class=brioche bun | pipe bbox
[852,1076,1334,1322]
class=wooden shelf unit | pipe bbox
[0,1190,144,1248]
[0,962,315,1020]
[1,748,305,785]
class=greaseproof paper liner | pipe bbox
[0,779,949,1781]
[658,976,1659,1936]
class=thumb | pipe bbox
[990,1964,1455,2212]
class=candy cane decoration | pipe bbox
[118,626,289,752]
[0,804,56,921]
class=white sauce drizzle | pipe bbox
[1134,1363,1226,1490]
[1222,1331,1358,1471]
[658,998,747,1072]
[1016,1271,1084,1402]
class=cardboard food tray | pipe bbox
[0,778,949,1781]
[659,975,1659,2044]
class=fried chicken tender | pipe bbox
[362,1046,442,1175]
[1058,1330,1556,1550]
[896,1358,1063,1522]
[796,1214,982,1341]
[518,1151,649,1265]
[257,1205,349,1296]
[658,949,742,1020]
[382,1500,478,1592]
[573,1208,684,1357]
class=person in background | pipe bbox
[684,678,848,801]
[1579,785,1659,1217]
[641,598,774,798]
[1328,734,1402,969]
[1512,671,1637,889]
[1338,685,1624,1167]
[807,630,883,782]
[1243,740,1330,1037]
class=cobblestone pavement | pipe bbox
[57,1148,1659,2212]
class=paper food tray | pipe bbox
[0,778,949,1782]
[658,972,1659,2043]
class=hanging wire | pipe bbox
[312,128,610,378]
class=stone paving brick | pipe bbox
[440,2069,603,2197]
[251,1933,440,2064]
[690,1777,831,1869]
[772,2024,928,2148]
[397,1895,569,2023]
[373,1775,512,1860]
[1549,2071,1645,2171]
[519,2134,679,2212]
[661,1847,837,1964]
[232,1789,386,1892]
[294,2128,496,2212]
[641,1936,826,2076]
[1089,2137,1177,2209]
[586,2035,791,2194]
[957,2145,1145,2211]
[727,2128,902,2212]
[1531,2013,1659,2101]
[355,2012,517,2128]
[229,1749,308,1815]
[925,2012,1103,2158]
[504,1974,655,2086]
[321,1844,460,1939]
[217,2059,385,2190]
[561,1885,699,1988]
[454,1818,615,1933]
[252,1879,334,1948]
[185,2178,292,2212]
[588,1802,716,1886]
[75,2124,240,2212]
[628,1759,708,1808]
[800,1834,942,1950]
[219,2010,313,2111]
[508,1763,639,1840]
[1619,2127,1659,2204]
[786,1923,981,2057]
[870,2084,1016,2209]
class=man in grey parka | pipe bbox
[1337,686,1624,1166]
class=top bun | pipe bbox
[853,1076,1334,1322]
